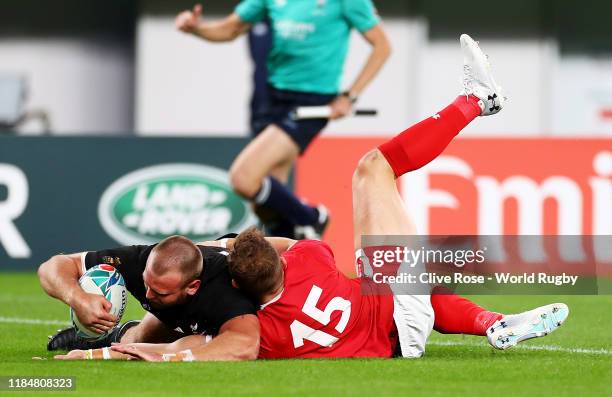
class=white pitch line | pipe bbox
[1,316,610,356]
[0,316,70,326]
[428,340,612,356]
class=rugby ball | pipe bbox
[70,264,127,340]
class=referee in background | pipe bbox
[176,1,391,239]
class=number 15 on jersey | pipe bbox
[290,285,352,348]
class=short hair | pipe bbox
[149,235,203,283]
[228,227,282,300]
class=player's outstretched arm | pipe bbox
[188,314,260,361]
[112,315,260,362]
[55,334,209,361]
[175,4,250,42]
[54,347,132,361]
[38,253,117,334]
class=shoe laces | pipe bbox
[462,64,475,97]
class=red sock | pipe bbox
[431,286,502,336]
[379,95,482,177]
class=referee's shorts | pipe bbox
[252,85,337,154]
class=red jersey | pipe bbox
[257,240,397,359]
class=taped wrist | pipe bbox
[162,349,195,362]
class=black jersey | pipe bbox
[82,244,257,336]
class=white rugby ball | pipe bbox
[70,264,127,340]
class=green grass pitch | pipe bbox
[1,272,610,397]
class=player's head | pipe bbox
[143,235,203,308]
[228,227,283,302]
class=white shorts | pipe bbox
[356,249,434,358]
[392,293,434,358]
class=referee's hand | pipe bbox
[176,4,203,34]
[329,95,353,120]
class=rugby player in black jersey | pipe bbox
[39,235,261,361]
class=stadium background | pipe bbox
[0,1,611,396]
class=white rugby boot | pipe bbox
[460,34,505,116]
[487,303,570,350]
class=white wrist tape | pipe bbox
[102,347,111,360]
[161,349,194,362]
[161,353,176,362]
[179,349,195,362]
[85,349,94,360]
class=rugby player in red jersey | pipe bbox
[227,34,569,359]
[57,35,569,362]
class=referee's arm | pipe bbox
[176,4,250,42]
[346,24,391,100]
[329,24,390,120]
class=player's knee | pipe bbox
[229,164,260,198]
[37,257,51,280]
[353,149,392,182]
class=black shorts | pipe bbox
[252,85,337,154]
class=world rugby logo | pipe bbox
[98,164,256,245]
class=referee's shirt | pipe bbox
[81,245,257,336]
[236,0,380,95]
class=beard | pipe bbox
[147,293,191,310]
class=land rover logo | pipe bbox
[98,164,256,245]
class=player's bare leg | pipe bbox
[352,146,435,360]
[352,150,435,359]
[354,35,569,352]
[352,35,506,358]
[352,151,416,249]
[352,35,505,249]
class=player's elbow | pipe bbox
[234,334,260,361]
[220,314,261,361]
[37,255,61,292]
[238,345,259,361]
[37,256,56,282]
[38,254,80,289]
[221,15,247,42]
[373,30,391,59]
[226,27,242,41]
[367,25,392,61]
[380,38,392,61]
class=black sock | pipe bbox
[254,176,318,226]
